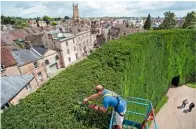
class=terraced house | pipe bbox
[11,49,47,86]
[1,74,38,109]
[1,47,20,76]
[32,45,63,77]
[42,24,94,67]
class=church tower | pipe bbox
[73,3,80,22]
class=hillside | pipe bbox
[1,29,196,129]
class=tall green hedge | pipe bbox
[2,30,195,129]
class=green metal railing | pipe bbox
[109,97,158,129]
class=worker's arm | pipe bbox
[97,106,107,113]
[83,92,102,104]
[89,105,108,113]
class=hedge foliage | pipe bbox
[2,29,196,129]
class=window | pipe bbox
[45,60,50,65]
[67,49,70,54]
[48,34,52,39]
[75,53,78,59]
[68,57,71,62]
[66,41,68,46]
[26,84,32,92]
[38,72,43,81]
[54,42,55,44]
[1,65,5,71]
[55,55,59,61]
[74,46,76,51]
[87,40,88,43]
[34,62,38,68]
[73,39,75,43]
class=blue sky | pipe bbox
[1,1,196,18]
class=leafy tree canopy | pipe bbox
[43,15,52,22]
[51,21,57,26]
[182,11,196,29]
[64,16,70,20]
[159,11,177,29]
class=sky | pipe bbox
[1,1,196,18]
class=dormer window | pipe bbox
[45,60,50,65]
[34,62,38,68]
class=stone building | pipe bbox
[42,25,94,67]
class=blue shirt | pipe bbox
[102,89,126,112]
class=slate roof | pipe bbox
[1,74,34,107]
[70,24,89,34]
[1,47,17,68]
[108,27,120,38]
[42,26,56,31]
[32,45,48,56]
[108,24,146,38]
[97,35,105,46]
[11,49,41,66]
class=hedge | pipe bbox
[1,29,195,129]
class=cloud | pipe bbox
[20,3,49,16]
[1,1,195,18]
[15,3,34,9]
[86,1,101,9]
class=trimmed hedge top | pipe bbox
[2,29,196,129]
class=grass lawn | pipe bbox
[186,82,196,88]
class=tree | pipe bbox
[64,16,70,20]
[51,21,57,26]
[159,11,177,29]
[15,20,28,29]
[43,15,52,26]
[182,11,196,29]
[36,17,40,27]
[144,13,152,30]
[54,17,61,21]
[43,15,52,22]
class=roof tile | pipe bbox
[1,47,17,67]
